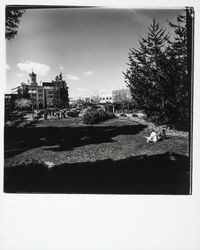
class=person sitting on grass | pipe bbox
[145,129,167,143]
[144,129,158,143]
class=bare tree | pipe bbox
[113,89,132,113]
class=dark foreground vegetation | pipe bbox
[4,118,190,194]
[4,152,190,194]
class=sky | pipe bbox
[6,7,185,98]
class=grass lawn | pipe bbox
[5,117,189,165]
[4,117,190,194]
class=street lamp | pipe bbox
[28,89,37,120]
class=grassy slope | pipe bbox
[4,117,189,166]
[4,117,190,194]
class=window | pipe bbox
[44,86,54,90]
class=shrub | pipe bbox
[5,112,25,126]
[82,109,115,124]
[124,110,132,114]
[119,113,127,117]
[146,110,173,126]
[67,110,79,117]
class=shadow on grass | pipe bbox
[4,123,146,158]
[4,152,190,194]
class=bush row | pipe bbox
[66,110,79,117]
[82,109,115,125]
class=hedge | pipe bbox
[82,109,115,125]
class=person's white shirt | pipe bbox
[145,131,158,142]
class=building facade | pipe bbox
[16,71,45,109]
[11,71,69,109]
[99,95,113,104]
[42,82,55,108]
[112,88,132,104]
[5,93,18,112]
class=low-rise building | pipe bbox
[99,95,113,104]
[5,93,18,112]
[112,88,132,104]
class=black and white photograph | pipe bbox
[4,6,193,194]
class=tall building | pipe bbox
[29,71,37,86]
[18,71,45,109]
[10,71,69,109]
[42,82,55,108]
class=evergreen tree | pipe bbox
[124,14,190,130]
[124,19,170,123]
[6,7,25,40]
[167,13,189,129]
[52,73,69,109]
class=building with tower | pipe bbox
[22,70,45,109]
[10,71,69,109]
[29,71,37,86]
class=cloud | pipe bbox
[77,87,89,92]
[98,88,112,96]
[127,10,152,25]
[66,74,80,81]
[76,87,91,97]
[59,64,64,70]
[6,64,10,70]
[17,60,50,76]
[16,72,24,77]
[84,71,94,76]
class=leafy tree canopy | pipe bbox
[17,85,31,99]
[15,98,32,109]
[6,7,25,40]
[52,73,69,109]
